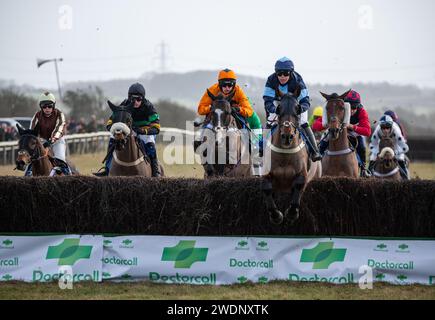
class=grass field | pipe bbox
[0,281,434,300]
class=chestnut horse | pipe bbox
[262,88,322,225]
[320,90,359,178]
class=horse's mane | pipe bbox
[279,93,299,117]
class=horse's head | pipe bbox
[276,87,302,147]
[207,90,235,145]
[108,100,134,150]
[15,123,44,170]
[378,134,396,168]
[320,90,351,140]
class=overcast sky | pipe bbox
[1,0,435,89]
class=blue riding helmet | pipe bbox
[275,57,294,72]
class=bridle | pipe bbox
[326,98,347,138]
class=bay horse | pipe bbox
[15,125,55,176]
[106,101,158,176]
[262,88,322,225]
[15,124,76,176]
[197,91,252,178]
[372,134,401,180]
[320,90,359,178]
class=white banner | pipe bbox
[2,235,435,285]
[0,235,103,282]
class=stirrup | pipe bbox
[93,167,109,177]
[311,152,322,162]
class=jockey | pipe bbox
[263,57,321,161]
[309,106,325,141]
[317,89,372,176]
[94,83,161,177]
[196,69,263,155]
[384,109,407,140]
[309,106,323,127]
[27,91,70,175]
[369,114,410,179]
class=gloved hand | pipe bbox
[133,126,146,135]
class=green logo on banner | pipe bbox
[1,274,13,281]
[377,243,387,249]
[2,239,13,246]
[429,276,435,285]
[256,241,269,251]
[102,272,111,278]
[258,241,267,248]
[376,273,386,280]
[258,276,268,284]
[300,242,346,269]
[238,240,248,247]
[122,239,132,246]
[103,240,112,247]
[121,274,132,279]
[396,244,410,253]
[46,239,93,265]
[161,241,208,268]
[397,274,407,281]
[237,276,248,283]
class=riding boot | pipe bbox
[145,142,161,177]
[150,157,161,177]
[319,139,328,156]
[301,123,322,162]
[398,160,410,180]
[356,146,370,177]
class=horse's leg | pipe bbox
[284,175,306,225]
[262,177,283,224]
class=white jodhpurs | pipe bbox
[51,137,66,161]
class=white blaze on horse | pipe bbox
[195,90,252,178]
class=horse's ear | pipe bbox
[16,123,25,136]
[107,100,118,111]
[276,89,284,98]
[320,91,330,100]
[32,122,40,136]
[226,90,236,102]
[207,89,216,101]
[293,85,301,98]
[339,89,352,100]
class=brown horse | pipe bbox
[15,125,60,176]
[372,134,401,180]
[106,101,158,176]
[262,88,322,224]
[197,91,252,178]
[320,90,359,178]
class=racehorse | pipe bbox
[372,134,401,180]
[105,101,160,176]
[15,124,76,176]
[320,90,359,177]
[197,91,252,178]
[262,88,322,224]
